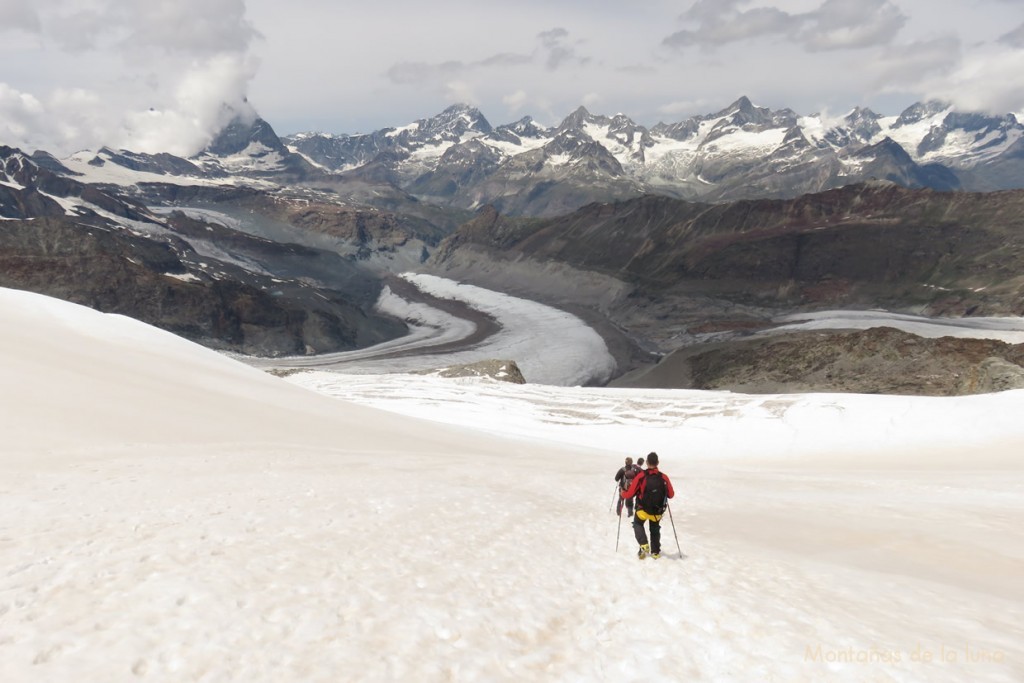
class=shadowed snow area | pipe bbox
[2,286,1024,683]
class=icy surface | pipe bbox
[259,273,616,387]
[771,310,1024,344]
[60,152,214,187]
[2,286,1023,683]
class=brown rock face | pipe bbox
[424,359,527,383]
[617,327,1024,396]
[433,184,1024,317]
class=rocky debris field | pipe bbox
[613,326,1024,396]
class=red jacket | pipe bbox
[621,467,674,501]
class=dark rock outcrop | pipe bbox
[0,216,398,356]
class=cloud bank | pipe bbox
[662,0,907,52]
[656,0,1024,121]
[0,0,258,156]
[383,27,590,116]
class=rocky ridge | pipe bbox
[1,147,405,355]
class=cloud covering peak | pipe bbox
[0,0,258,156]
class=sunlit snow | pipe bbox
[60,152,256,188]
[2,284,1023,683]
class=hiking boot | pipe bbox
[637,544,650,559]
[651,552,661,559]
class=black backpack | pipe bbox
[638,471,667,515]
[623,464,639,489]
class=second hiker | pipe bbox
[614,456,641,517]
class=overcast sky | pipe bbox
[2,0,1023,157]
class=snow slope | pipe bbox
[2,287,1023,682]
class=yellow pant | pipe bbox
[635,509,663,523]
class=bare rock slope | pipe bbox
[612,327,1024,396]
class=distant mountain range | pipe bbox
[20,96,1024,219]
[283,97,1024,215]
[7,101,1024,392]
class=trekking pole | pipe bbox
[615,504,623,552]
[666,502,683,559]
[609,484,619,513]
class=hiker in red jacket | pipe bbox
[620,452,675,559]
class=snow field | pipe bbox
[5,444,1021,682]
[2,286,1023,682]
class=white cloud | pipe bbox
[386,61,467,86]
[581,92,603,109]
[999,22,1024,47]
[0,84,45,141]
[664,4,795,49]
[32,0,257,55]
[919,45,1024,114]
[381,29,600,122]
[800,0,907,51]
[44,88,109,148]
[0,0,41,33]
[118,54,259,156]
[442,81,479,108]
[502,89,529,111]
[537,27,590,70]
[0,85,118,154]
[663,0,906,52]
[870,37,962,93]
[116,0,257,56]
[385,27,586,89]
[0,0,259,156]
[656,98,719,118]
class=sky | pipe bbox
[1,0,1024,157]
[3,283,1024,681]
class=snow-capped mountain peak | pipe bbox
[892,100,952,128]
[38,97,1024,218]
[410,103,493,141]
[1,146,39,189]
